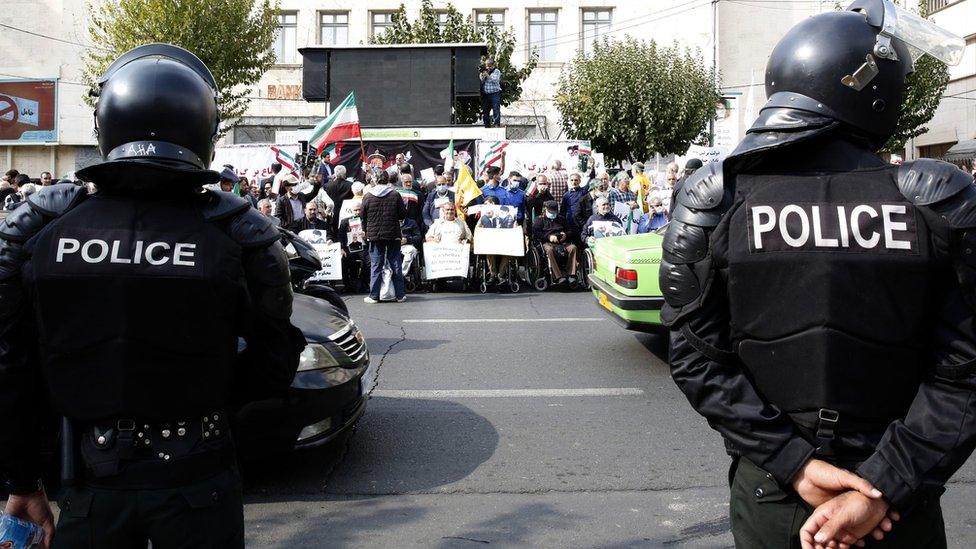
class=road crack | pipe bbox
[322,316,406,492]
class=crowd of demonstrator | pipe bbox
[1,154,701,304]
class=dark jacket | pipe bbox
[574,192,598,230]
[289,215,333,238]
[361,184,406,242]
[532,214,570,244]
[526,190,555,222]
[560,188,588,231]
[401,218,423,248]
[324,177,354,228]
[582,212,622,239]
[423,189,455,228]
[274,180,322,228]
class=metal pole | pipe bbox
[710,0,719,147]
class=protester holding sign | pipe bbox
[582,197,623,245]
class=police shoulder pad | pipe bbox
[897,159,972,207]
[0,202,46,243]
[26,183,87,217]
[0,238,25,281]
[659,258,701,307]
[662,220,708,264]
[676,161,729,211]
[201,189,251,221]
[228,207,279,248]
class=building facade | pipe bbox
[1,0,970,177]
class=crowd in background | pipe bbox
[0,153,701,302]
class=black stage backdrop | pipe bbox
[329,139,476,183]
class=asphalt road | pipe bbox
[242,292,976,548]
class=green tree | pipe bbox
[556,39,718,164]
[881,1,950,153]
[371,0,537,124]
[84,0,280,135]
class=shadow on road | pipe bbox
[243,397,499,500]
[436,502,584,548]
[634,331,669,364]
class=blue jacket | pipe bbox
[423,189,455,228]
[561,188,588,231]
[480,183,508,206]
[637,212,669,233]
[501,186,526,221]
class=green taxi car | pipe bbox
[587,232,665,333]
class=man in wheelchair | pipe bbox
[531,200,578,286]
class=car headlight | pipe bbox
[298,343,340,371]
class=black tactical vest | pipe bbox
[22,194,248,421]
[721,166,946,420]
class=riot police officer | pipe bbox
[660,1,973,547]
[0,44,305,547]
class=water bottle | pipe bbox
[0,514,43,548]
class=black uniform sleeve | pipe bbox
[669,279,816,486]
[857,284,976,509]
[237,241,305,400]
[0,184,87,493]
[859,160,976,509]
[0,277,44,494]
[662,162,814,486]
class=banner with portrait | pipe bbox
[299,230,343,281]
[423,242,470,279]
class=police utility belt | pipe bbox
[79,412,232,485]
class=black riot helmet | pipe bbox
[77,43,220,187]
[763,0,962,144]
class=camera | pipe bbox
[478,64,487,73]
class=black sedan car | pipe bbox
[233,231,373,456]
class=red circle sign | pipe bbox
[0,95,18,128]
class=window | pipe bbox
[926,0,962,13]
[581,9,611,56]
[528,10,558,61]
[273,12,298,64]
[435,10,450,33]
[371,11,394,39]
[320,12,349,46]
[476,10,505,33]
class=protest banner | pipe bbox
[423,242,470,279]
[476,140,605,179]
[212,144,301,183]
[299,230,343,282]
[474,227,525,257]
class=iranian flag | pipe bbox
[270,146,298,175]
[397,187,420,205]
[309,92,361,155]
[440,139,455,172]
[479,140,508,175]
[322,142,344,165]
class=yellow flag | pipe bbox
[453,162,482,218]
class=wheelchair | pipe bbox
[474,252,526,294]
[401,245,425,293]
[528,240,586,292]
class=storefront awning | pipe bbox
[944,139,976,163]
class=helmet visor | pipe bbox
[881,1,964,66]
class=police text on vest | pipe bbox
[55,238,197,266]
[748,202,917,253]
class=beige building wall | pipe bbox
[914,0,976,160]
[2,0,971,173]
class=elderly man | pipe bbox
[479,58,502,128]
[324,165,354,229]
[426,202,472,244]
[582,196,621,244]
[608,174,638,218]
[545,160,569,202]
[637,197,669,233]
[39,171,54,186]
[560,172,588,238]
[256,198,281,227]
[532,200,577,285]
[423,175,455,229]
[290,201,333,235]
